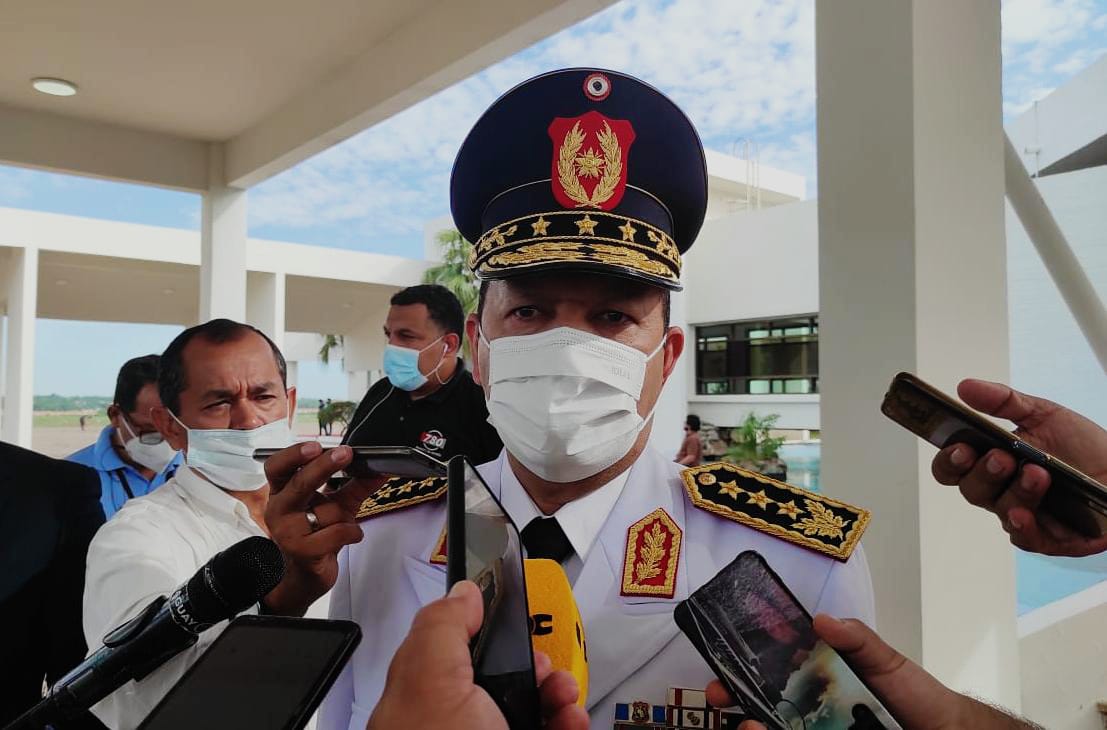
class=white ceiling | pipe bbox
[0,0,436,140]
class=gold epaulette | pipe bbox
[680,462,870,561]
[355,476,448,520]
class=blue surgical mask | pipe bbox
[383,337,446,391]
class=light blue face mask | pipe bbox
[382,336,446,392]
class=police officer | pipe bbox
[68,354,181,519]
[266,69,876,730]
[343,284,502,464]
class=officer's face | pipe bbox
[384,303,457,373]
[467,272,685,421]
[152,332,295,450]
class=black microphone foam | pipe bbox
[2,537,286,730]
[175,536,285,631]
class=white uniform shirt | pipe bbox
[82,466,266,730]
[319,447,876,730]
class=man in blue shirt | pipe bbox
[69,354,181,519]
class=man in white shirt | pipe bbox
[82,319,370,730]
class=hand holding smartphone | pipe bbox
[675,552,901,730]
[880,372,1107,538]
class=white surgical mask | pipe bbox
[171,412,293,492]
[481,326,665,483]
[119,417,178,474]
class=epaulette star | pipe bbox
[356,476,448,520]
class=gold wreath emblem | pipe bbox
[557,120,622,208]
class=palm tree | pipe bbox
[423,228,479,356]
[319,333,344,365]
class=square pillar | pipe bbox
[200,143,247,323]
[2,247,38,446]
[817,0,1017,707]
[247,271,286,352]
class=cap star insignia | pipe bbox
[681,462,871,561]
[356,476,448,520]
[618,221,638,242]
[531,216,551,236]
[575,215,598,235]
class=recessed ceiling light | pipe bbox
[32,77,78,97]
[55,278,68,286]
[163,288,175,295]
[341,302,353,309]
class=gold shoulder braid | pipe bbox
[680,462,870,561]
[355,476,448,520]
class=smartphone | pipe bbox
[675,551,902,730]
[252,445,447,480]
[881,371,1107,537]
[445,455,539,730]
[138,615,361,730]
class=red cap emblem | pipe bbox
[549,111,635,211]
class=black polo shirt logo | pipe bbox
[419,430,447,454]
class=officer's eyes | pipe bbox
[599,310,629,324]
[510,306,539,320]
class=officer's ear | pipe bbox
[465,314,484,386]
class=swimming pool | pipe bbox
[776,441,1107,614]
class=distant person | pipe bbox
[79,414,89,431]
[317,399,327,436]
[0,441,106,730]
[343,284,502,464]
[324,398,334,436]
[675,414,704,466]
[68,355,182,520]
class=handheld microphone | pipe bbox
[523,559,588,706]
[5,536,285,730]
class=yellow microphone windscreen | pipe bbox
[524,558,588,706]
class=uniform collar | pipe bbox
[174,465,257,525]
[497,456,631,564]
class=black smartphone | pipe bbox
[138,615,361,730]
[881,371,1107,537]
[252,445,447,480]
[446,455,539,730]
[675,551,902,730]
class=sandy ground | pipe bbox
[32,421,338,459]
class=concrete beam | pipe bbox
[200,145,248,322]
[0,103,209,192]
[224,0,614,187]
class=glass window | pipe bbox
[695,315,819,395]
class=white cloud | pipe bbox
[250,0,1106,252]
[0,168,33,204]
[250,0,819,250]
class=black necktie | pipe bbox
[521,517,574,563]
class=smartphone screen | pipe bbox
[446,455,539,730]
[139,616,360,730]
[676,551,901,730]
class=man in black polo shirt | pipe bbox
[343,284,502,464]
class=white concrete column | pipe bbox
[346,370,370,401]
[2,247,38,446]
[246,271,286,352]
[817,0,1017,707]
[200,143,247,323]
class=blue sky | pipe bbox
[3,0,1105,399]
